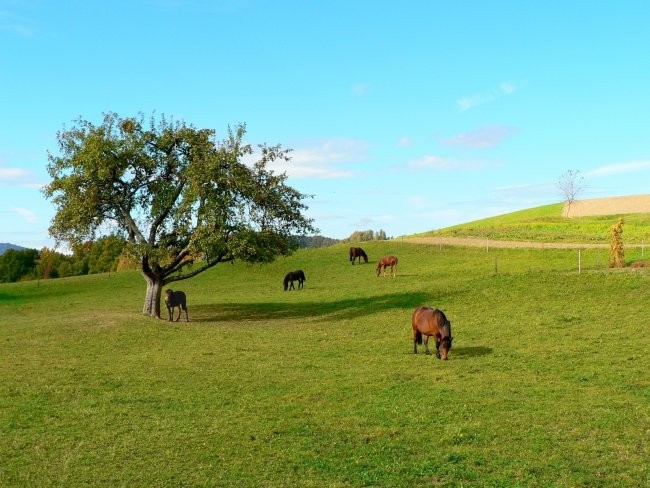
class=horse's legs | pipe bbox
[424,336,431,355]
[175,306,181,322]
[435,337,441,359]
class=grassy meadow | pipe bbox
[1,240,649,486]
[417,203,650,244]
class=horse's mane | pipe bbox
[434,309,447,322]
[435,309,452,335]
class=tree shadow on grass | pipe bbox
[191,291,430,324]
[452,346,493,358]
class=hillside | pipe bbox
[410,195,650,245]
[0,243,28,255]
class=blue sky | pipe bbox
[2,1,650,249]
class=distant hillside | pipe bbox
[414,196,650,244]
[0,243,28,255]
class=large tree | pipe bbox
[44,112,316,318]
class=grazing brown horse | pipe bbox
[284,270,306,291]
[349,247,368,265]
[376,255,398,277]
[412,306,453,359]
[164,289,190,322]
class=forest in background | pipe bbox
[0,229,388,283]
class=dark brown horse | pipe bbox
[349,247,368,265]
[412,306,453,359]
[376,255,398,277]
[164,289,190,322]
[284,270,306,291]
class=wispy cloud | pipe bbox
[0,11,34,37]
[0,168,30,180]
[457,80,526,111]
[585,160,650,178]
[442,125,518,149]
[408,155,496,171]
[267,138,368,179]
[352,83,368,96]
[11,207,37,223]
[398,136,413,147]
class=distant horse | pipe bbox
[376,255,398,277]
[349,247,368,265]
[412,306,453,360]
[164,289,190,322]
[284,270,306,291]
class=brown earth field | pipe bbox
[402,194,650,249]
[566,194,650,217]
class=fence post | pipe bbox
[578,250,581,274]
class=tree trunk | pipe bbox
[142,274,164,318]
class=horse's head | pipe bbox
[362,253,368,263]
[164,289,173,303]
[440,320,453,360]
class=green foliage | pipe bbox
[1,242,648,486]
[43,112,316,316]
[342,228,389,243]
[0,248,38,282]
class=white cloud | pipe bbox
[267,138,368,179]
[398,136,414,147]
[408,155,494,171]
[352,83,368,96]
[457,80,525,111]
[0,168,29,180]
[0,11,34,37]
[12,207,37,223]
[442,125,518,149]
[585,160,650,178]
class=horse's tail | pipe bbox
[414,330,423,344]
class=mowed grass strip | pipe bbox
[1,242,649,486]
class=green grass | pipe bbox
[414,202,650,244]
[1,241,649,486]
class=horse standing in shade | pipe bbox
[284,270,306,291]
[376,255,398,277]
[412,306,453,360]
[164,289,190,322]
[349,247,368,265]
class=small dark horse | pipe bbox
[284,270,306,291]
[349,247,368,265]
[412,306,453,360]
[376,255,398,277]
[164,289,190,322]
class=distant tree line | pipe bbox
[0,235,131,283]
[296,229,389,248]
[0,229,390,283]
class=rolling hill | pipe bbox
[410,195,650,246]
[0,243,28,255]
